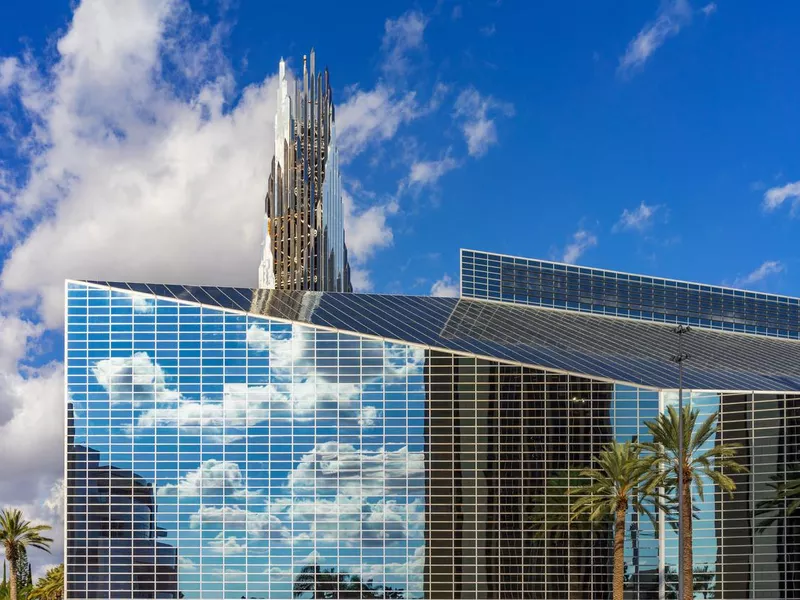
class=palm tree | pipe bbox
[28,564,63,600]
[0,509,53,600]
[569,441,663,600]
[640,405,747,600]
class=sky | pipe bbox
[1,0,800,572]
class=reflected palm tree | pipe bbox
[664,565,716,600]
[756,463,800,532]
[526,469,599,593]
[292,565,385,599]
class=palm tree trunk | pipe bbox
[8,557,17,600]
[614,505,626,600]
[682,479,693,600]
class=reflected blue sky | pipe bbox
[67,283,426,598]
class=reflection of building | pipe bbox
[66,408,178,599]
[258,49,352,292]
[67,247,800,599]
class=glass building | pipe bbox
[66,250,800,599]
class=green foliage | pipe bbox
[0,509,53,600]
[14,550,29,590]
[570,440,667,527]
[640,405,747,505]
[29,564,63,600]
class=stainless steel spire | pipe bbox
[258,49,352,292]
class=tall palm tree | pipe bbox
[569,441,663,600]
[640,405,747,600]
[0,510,53,600]
[28,564,63,600]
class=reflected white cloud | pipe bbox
[190,505,288,539]
[157,459,259,500]
[207,533,247,555]
[288,441,425,497]
[93,352,179,406]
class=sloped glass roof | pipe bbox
[84,281,800,392]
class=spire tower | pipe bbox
[258,49,352,292]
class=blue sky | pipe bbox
[1,0,800,573]
[3,0,800,299]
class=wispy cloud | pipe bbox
[734,261,785,288]
[613,202,661,232]
[480,24,496,37]
[334,9,438,161]
[0,57,18,92]
[618,0,693,76]
[430,274,459,298]
[561,229,598,264]
[381,10,427,76]
[408,154,459,188]
[701,2,717,17]
[763,181,800,215]
[453,87,514,157]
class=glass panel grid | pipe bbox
[66,282,800,598]
[461,249,800,340]
[66,283,425,598]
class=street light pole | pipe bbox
[671,325,691,600]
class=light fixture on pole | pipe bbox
[670,325,691,600]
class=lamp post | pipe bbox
[670,325,691,600]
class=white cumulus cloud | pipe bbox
[336,85,419,161]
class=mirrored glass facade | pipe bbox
[66,276,800,599]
